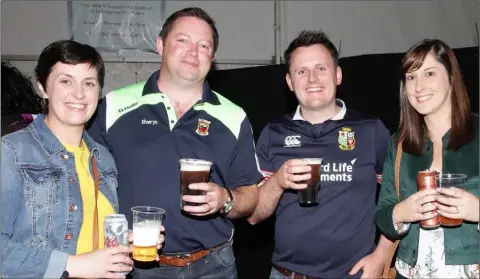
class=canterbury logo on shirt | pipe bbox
[284,135,301,147]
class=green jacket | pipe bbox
[375,128,479,266]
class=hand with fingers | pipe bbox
[436,187,479,223]
[349,251,385,279]
[392,189,439,224]
[271,159,312,191]
[66,245,133,278]
[182,182,228,216]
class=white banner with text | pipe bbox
[70,1,165,52]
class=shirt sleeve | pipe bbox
[375,119,391,184]
[393,219,411,234]
[255,123,277,186]
[86,97,113,153]
[226,114,264,188]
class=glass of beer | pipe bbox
[179,158,212,210]
[131,206,165,262]
[436,174,467,227]
[298,158,323,206]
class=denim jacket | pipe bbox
[1,114,119,278]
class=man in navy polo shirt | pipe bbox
[248,30,394,278]
[88,7,262,279]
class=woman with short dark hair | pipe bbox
[2,40,137,278]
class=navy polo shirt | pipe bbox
[256,101,390,278]
[88,70,262,252]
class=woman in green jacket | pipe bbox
[375,39,479,279]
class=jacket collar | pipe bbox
[29,114,99,158]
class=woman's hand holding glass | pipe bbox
[436,187,479,223]
[66,245,133,278]
[65,225,165,278]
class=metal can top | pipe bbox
[418,169,438,174]
[105,214,127,220]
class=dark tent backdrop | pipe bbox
[206,47,479,279]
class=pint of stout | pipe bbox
[179,158,213,209]
[131,206,164,262]
[298,158,323,206]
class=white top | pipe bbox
[394,222,479,278]
[292,99,346,121]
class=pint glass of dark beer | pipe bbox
[298,158,323,206]
[179,158,213,209]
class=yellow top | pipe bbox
[64,142,115,255]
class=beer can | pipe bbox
[104,214,130,275]
[417,170,440,229]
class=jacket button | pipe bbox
[65,233,73,240]
[413,249,416,254]
[68,176,75,184]
[69,204,77,211]
[60,154,69,161]
[448,248,453,253]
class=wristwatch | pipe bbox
[219,187,234,215]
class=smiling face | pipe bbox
[404,52,451,117]
[157,16,215,85]
[286,44,342,112]
[39,62,100,129]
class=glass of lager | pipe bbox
[179,158,213,210]
[436,174,467,227]
[131,206,165,262]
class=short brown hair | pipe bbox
[159,7,219,53]
[398,39,473,155]
[35,40,105,90]
[283,30,339,72]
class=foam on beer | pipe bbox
[303,158,323,165]
[179,159,212,172]
[133,220,162,247]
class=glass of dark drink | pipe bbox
[298,158,323,207]
[436,173,467,227]
[179,158,213,210]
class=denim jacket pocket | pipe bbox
[21,164,63,209]
[25,234,45,249]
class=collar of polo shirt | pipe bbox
[293,99,346,122]
[141,70,221,105]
